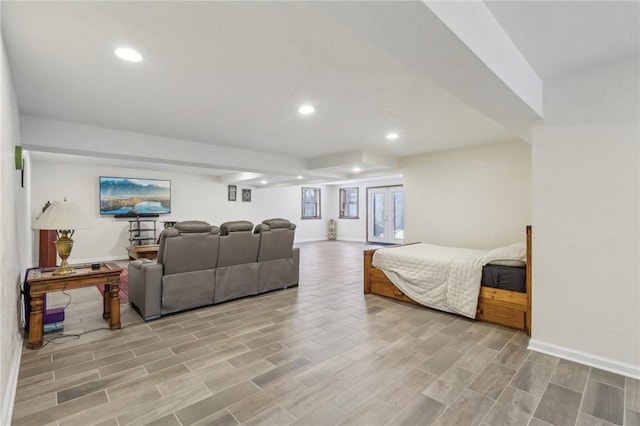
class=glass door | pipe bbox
[391,188,404,242]
[367,186,404,244]
[369,189,387,243]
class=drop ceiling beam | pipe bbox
[219,172,266,185]
[20,115,309,176]
[424,0,542,116]
[306,150,398,170]
[312,1,543,141]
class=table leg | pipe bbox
[109,282,121,329]
[27,294,44,349]
[103,284,111,319]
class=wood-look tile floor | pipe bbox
[13,241,639,426]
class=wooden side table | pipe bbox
[26,263,123,349]
[127,244,159,260]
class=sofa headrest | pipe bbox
[253,223,269,234]
[254,218,296,233]
[162,228,180,238]
[262,218,296,230]
[174,221,219,234]
[220,220,254,235]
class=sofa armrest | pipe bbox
[129,258,153,271]
[128,260,163,321]
[292,247,300,285]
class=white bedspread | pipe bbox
[372,244,490,318]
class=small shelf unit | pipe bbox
[128,218,157,246]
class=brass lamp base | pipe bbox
[53,230,76,275]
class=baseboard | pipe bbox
[336,238,366,242]
[528,338,640,379]
[294,238,327,243]
[71,255,129,265]
[1,341,22,425]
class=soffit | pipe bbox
[4,1,517,165]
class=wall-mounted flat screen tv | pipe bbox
[99,176,171,215]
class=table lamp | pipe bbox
[33,198,92,275]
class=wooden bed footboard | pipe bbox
[364,226,532,335]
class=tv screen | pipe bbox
[99,176,171,215]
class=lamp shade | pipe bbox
[33,198,92,230]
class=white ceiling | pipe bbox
[3,1,638,185]
[485,1,639,81]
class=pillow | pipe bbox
[483,244,526,267]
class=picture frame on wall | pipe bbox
[228,185,237,201]
[242,189,251,202]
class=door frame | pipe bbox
[366,185,404,244]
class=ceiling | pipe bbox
[485,1,639,81]
[3,1,638,186]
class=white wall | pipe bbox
[249,185,329,242]
[325,176,404,242]
[530,57,640,377]
[29,158,331,263]
[0,20,30,424]
[402,141,531,249]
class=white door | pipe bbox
[367,186,404,244]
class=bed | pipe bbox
[364,226,531,335]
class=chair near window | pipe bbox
[254,218,299,293]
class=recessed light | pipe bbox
[298,105,315,115]
[261,180,267,184]
[115,47,143,62]
[386,132,399,140]
[297,176,304,180]
[352,167,361,173]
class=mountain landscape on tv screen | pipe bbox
[100,178,171,215]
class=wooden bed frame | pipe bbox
[364,226,532,335]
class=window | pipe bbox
[301,187,321,219]
[339,187,359,219]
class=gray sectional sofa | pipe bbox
[128,218,299,321]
